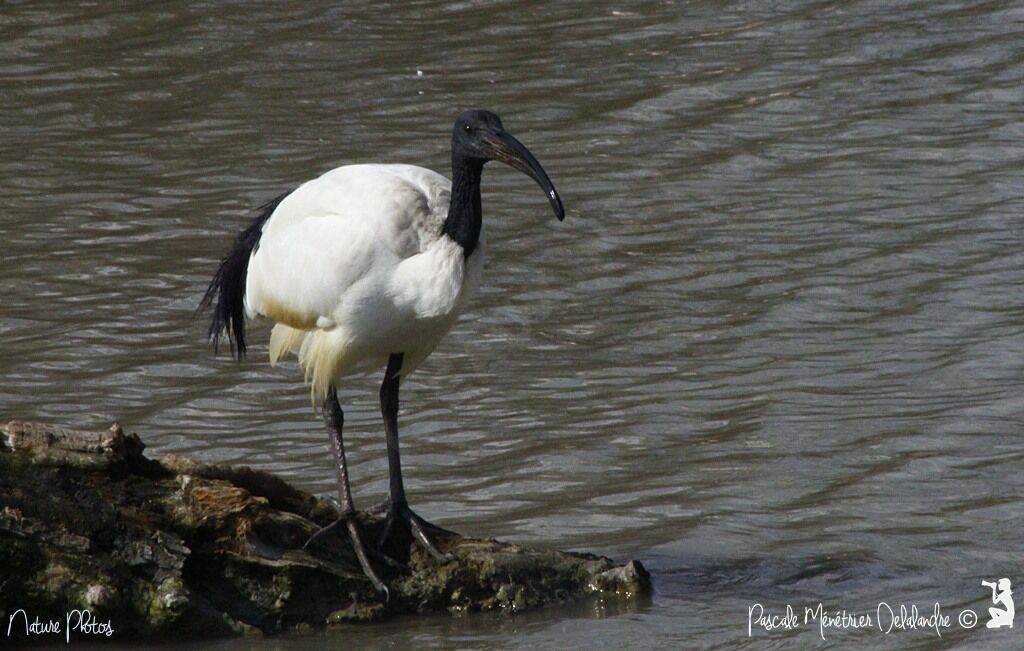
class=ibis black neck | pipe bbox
[443,154,484,258]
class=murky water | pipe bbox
[3,0,1023,648]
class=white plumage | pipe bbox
[202,109,564,593]
[244,164,485,401]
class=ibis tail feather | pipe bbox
[269,324,306,366]
[199,190,291,357]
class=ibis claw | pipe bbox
[377,501,455,563]
[304,514,395,595]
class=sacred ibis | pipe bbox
[200,109,565,593]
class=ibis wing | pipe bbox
[244,164,451,330]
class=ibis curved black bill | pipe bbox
[486,131,565,221]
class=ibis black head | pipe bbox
[452,109,565,221]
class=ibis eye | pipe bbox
[463,124,472,133]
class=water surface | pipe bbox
[2,0,1023,648]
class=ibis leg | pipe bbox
[377,353,454,562]
[303,388,390,595]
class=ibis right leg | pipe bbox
[303,388,389,595]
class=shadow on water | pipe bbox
[649,549,889,603]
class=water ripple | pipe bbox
[2,0,1023,647]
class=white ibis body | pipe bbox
[201,110,565,594]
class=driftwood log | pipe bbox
[0,420,649,641]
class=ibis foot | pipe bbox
[303,513,397,597]
[377,501,455,563]
[366,496,392,515]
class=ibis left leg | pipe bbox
[304,389,391,594]
[377,353,453,562]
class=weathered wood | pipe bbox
[0,420,650,640]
